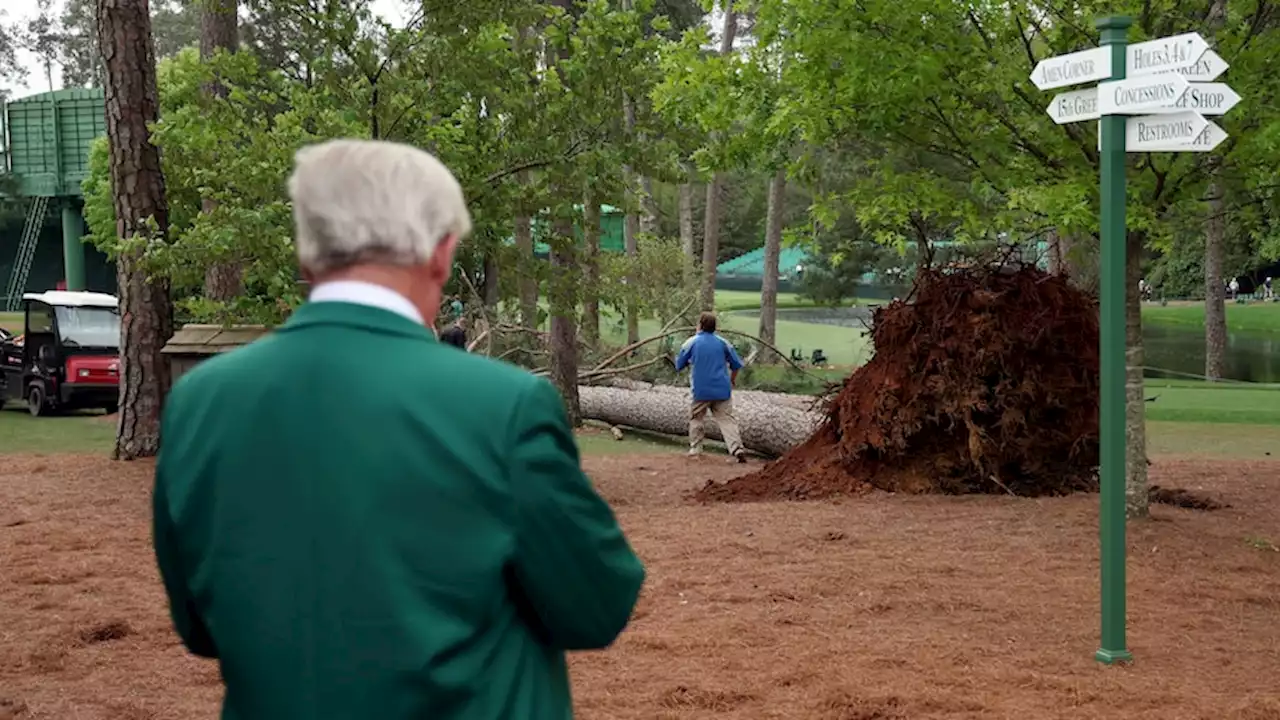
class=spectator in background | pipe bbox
[440,314,467,349]
[1265,276,1274,300]
[675,312,747,463]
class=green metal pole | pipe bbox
[61,200,86,292]
[1095,14,1133,666]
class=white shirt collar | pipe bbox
[308,280,424,326]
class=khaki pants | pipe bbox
[689,399,744,456]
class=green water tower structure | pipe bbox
[1,88,105,311]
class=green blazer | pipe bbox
[153,301,645,720]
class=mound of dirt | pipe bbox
[698,264,1100,502]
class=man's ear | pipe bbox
[429,235,459,283]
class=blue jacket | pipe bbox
[675,331,744,402]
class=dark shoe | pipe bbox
[734,451,747,464]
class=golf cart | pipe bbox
[1,291,121,416]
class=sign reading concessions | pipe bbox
[1030,46,1112,91]
[1098,74,1189,115]
[1125,111,1208,150]
[1126,32,1209,77]
[1047,87,1100,124]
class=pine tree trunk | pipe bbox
[1125,230,1149,518]
[758,167,786,360]
[549,218,581,426]
[1202,0,1228,381]
[544,0,580,424]
[98,0,175,460]
[482,252,500,307]
[697,2,737,312]
[621,53,641,344]
[199,0,243,301]
[582,193,601,347]
[578,385,817,458]
[1046,228,1064,276]
[1204,176,1227,381]
[639,176,659,237]
[700,173,725,311]
[679,170,696,283]
[516,172,538,329]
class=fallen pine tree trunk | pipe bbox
[578,385,819,457]
[593,378,819,411]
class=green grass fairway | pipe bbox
[1145,422,1278,460]
[1142,301,1280,334]
[0,312,21,333]
[1144,379,1280,424]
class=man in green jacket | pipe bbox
[153,139,645,719]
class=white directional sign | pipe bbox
[1127,32,1209,77]
[1140,120,1229,152]
[1167,49,1229,82]
[1126,111,1209,151]
[1098,74,1188,115]
[1047,87,1100,124]
[1031,46,1112,91]
[1172,82,1241,115]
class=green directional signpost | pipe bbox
[1030,17,1239,665]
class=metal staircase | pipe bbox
[4,195,49,311]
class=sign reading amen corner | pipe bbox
[1030,46,1112,90]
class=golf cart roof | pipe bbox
[22,291,119,309]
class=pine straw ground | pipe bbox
[2,453,1279,720]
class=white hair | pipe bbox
[287,139,472,273]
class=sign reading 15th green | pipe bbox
[1032,31,1238,153]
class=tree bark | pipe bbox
[621,33,641,345]
[639,176,659,237]
[549,218,581,426]
[516,171,538,329]
[582,192,601,347]
[98,0,175,460]
[1202,0,1228,382]
[199,0,243,301]
[698,1,737,311]
[1125,230,1149,519]
[679,167,697,283]
[578,385,818,457]
[700,173,725,310]
[1046,228,1064,276]
[482,252,500,307]
[1204,176,1227,380]
[758,167,786,359]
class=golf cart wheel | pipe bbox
[27,383,49,417]
[104,403,119,416]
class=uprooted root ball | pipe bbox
[699,265,1101,502]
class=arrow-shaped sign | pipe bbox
[1148,120,1229,152]
[1099,74,1189,115]
[1047,87,1100,124]
[1030,46,1112,91]
[1127,32,1209,77]
[1167,49,1229,82]
[1126,111,1209,151]
[1173,82,1241,115]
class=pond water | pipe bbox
[755,308,1279,384]
[1145,324,1278,384]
